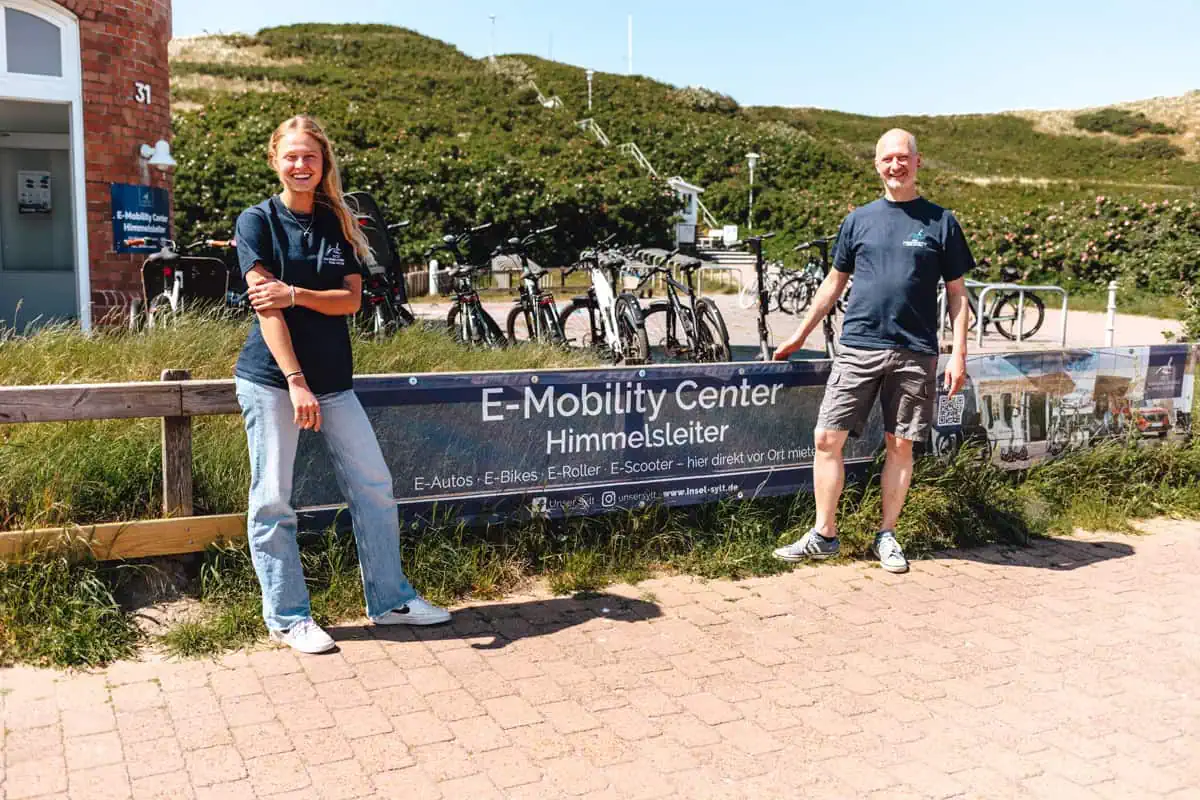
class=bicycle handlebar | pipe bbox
[793,236,831,252]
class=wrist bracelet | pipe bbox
[289,285,296,308]
[285,370,303,380]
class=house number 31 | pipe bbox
[134,82,152,105]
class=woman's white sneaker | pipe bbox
[372,596,451,626]
[269,617,336,654]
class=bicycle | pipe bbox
[789,236,848,358]
[558,237,650,364]
[737,258,791,312]
[346,190,416,338]
[777,240,828,316]
[129,237,239,329]
[423,224,506,347]
[744,232,777,361]
[635,248,731,363]
[497,225,566,345]
[942,266,1045,341]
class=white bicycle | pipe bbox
[131,237,239,329]
[558,241,650,364]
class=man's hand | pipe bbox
[943,352,966,396]
[248,279,292,312]
[773,333,806,361]
[288,374,321,431]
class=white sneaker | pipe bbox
[372,596,451,626]
[269,617,336,654]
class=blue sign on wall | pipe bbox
[111,183,170,253]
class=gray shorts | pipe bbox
[816,345,939,440]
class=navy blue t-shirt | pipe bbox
[832,197,974,356]
[233,196,361,395]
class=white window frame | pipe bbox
[0,0,90,328]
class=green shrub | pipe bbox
[1074,108,1178,136]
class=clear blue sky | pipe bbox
[172,0,1198,116]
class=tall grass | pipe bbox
[0,315,597,528]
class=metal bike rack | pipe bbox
[939,279,1068,347]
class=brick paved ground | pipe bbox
[3,520,1198,799]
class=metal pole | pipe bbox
[747,163,755,230]
[1016,289,1026,342]
[586,69,593,111]
[489,15,496,61]
[1105,280,1118,346]
[428,259,438,297]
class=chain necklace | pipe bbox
[277,196,315,248]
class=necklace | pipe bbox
[277,196,315,248]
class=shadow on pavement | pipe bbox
[330,591,662,651]
[930,536,1136,571]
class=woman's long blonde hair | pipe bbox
[268,115,371,264]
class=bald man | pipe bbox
[772,129,973,573]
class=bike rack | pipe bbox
[939,279,1068,348]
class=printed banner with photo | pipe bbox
[291,344,1197,528]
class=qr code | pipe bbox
[936,394,966,427]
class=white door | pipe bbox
[0,1,87,330]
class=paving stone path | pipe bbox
[3,520,1198,799]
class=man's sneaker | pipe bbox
[772,529,840,562]
[873,530,909,574]
[269,618,335,654]
[372,596,451,626]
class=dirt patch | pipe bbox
[171,73,289,96]
[1011,91,1200,159]
[169,35,302,68]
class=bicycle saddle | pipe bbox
[671,255,703,272]
[1000,266,1021,282]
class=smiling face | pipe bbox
[272,131,324,197]
[874,129,920,201]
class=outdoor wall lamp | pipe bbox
[139,140,176,172]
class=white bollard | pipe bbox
[428,259,439,297]
[1104,280,1118,346]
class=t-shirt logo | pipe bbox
[324,243,346,266]
[903,229,929,249]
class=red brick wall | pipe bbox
[51,0,174,322]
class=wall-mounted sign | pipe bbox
[134,81,152,105]
[111,183,169,253]
[18,170,51,214]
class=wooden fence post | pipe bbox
[160,369,193,517]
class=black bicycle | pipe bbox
[347,191,416,338]
[777,239,827,316]
[558,237,650,364]
[943,265,1046,341]
[636,248,731,363]
[744,233,776,361]
[498,225,566,345]
[790,236,848,358]
[424,224,506,347]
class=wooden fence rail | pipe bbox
[0,374,243,561]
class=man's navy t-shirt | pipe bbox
[832,197,974,356]
[233,196,361,395]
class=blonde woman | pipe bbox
[234,115,449,654]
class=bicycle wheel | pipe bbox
[615,295,650,365]
[506,304,536,343]
[146,295,175,330]
[446,304,467,344]
[371,303,390,339]
[641,301,684,361]
[777,277,811,316]
[474,306,507,347]
[559,299,600,350]
[695,297,731,363]
[992,292,1045,341]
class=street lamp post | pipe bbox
[585,69,594,111]
[489,14,496,61]
[746,151,760,230]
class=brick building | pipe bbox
[0,0,173,330]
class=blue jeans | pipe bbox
[235,377,416,631]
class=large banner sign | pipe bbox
[294,361,884,526]
[292,344,1197,528]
